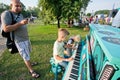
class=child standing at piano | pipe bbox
[53,28,73,69]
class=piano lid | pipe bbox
[98,31,116,36]
[102,37,120,45]
[89,24,120,65]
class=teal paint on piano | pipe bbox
[62,24,120,80]
[89,24,120,66]
[78,44,88,80]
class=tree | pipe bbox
[0,3,9,14]
[87,13,91,17]
[95,10,110,15]
[38,0,90,28]
[26,7,40,17]
[38,0,64,28]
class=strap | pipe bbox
[9,11,20,41]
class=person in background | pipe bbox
[94,16,99,24]
[105,15,111,25]
[89,16,94,23]
[1,0,40,78]
[99,14,105,24]
[112,10,120,28]
[53,28,73,69]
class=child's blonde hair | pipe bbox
[58,28,70,35]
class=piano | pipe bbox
[62,41,85,80]
[62,24,120,80]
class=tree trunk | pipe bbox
[57,19,60,28]
[57,16,60,28]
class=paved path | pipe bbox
[0,27,6,56]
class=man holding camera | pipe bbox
[1,0,40,78]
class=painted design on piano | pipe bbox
[90,35,94,51]
[82,54,86,60]
[102,37,120,45]
[98,31,116,35]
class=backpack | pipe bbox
[1,11,19,54]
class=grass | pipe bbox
[0,23,88,80]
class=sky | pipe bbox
[0,0,120,13]
[0,0,38,8]
[86,0,120,13]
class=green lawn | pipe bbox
[0,23,88,80]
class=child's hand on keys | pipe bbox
[66,57,74,61]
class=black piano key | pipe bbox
[75,54,80,57]
[73,61,80,66]
[75,55,80,58]
[76,52,79,54]
[74,58,80,61]
[75,57,80,60]
[76,53,80,56]
[77,51,80,53]
[69,73,78,80]
[74,60,80,63]
[73,65,79,69]
[71,69,79,75]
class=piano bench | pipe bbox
[50,57,64,80]
[50,57,63,73]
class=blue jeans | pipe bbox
[58,61,68,69]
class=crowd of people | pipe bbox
[82,14,112,26]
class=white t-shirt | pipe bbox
[53,40,65,63]
[112,10,120,28]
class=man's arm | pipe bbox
[3,19,28,32]
[1,11,28,32]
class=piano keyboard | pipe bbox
[62,43,82,80]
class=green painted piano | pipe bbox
[62,24,120,80]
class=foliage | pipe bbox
[21,2,40,18]
[95,10,110,15]
[38,0,90,28]
[0,3,10,14]
[38,0,64,28]
[0,2,39,18]
[26,7,40,17]
[86,13,91,17]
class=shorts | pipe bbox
[15,40,32,61]
[58,61,68,69]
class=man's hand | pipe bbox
[19,19,28,25]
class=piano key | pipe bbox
[75,54,80,57]
[71,69,79,75]
[73,61,80,65]
[75,55,80,59]
[74,58,80,61]
[62,43,80,80]
[69,78,76,80]
[76,53,80,57]
[72,67,79,71]
[73,65,79,69]
[69,73,78,80]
